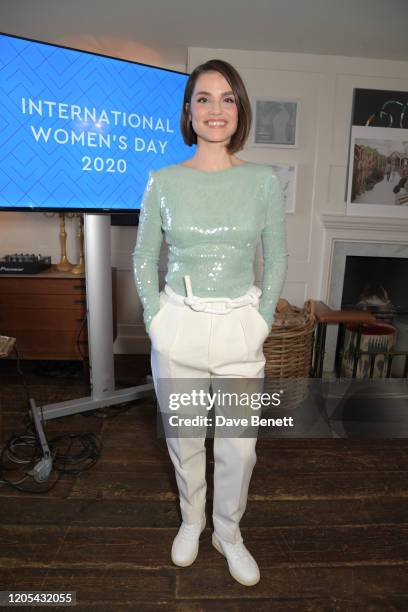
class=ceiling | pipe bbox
[1,0,407,68]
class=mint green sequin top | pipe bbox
[133,162,288,332]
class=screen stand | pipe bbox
[29,213,154,482]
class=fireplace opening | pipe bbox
[337,255,408,378]
[341,256,408,320]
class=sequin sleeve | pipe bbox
[132,171,163,332]
[258,171,289,331]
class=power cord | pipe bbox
[12,343,31,404]
[76,313,88,361]
[0,344,147,493]
[0,342,101,492]
[0,418,101,493]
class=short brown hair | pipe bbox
[180,59,252,154]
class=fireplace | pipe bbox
[341,256,408,320]
[319,213,408,375]
[336,254,408,378]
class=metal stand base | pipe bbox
[29,383,153,481]
[28,214,154,481]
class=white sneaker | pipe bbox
[171,516,206,567]
[212,532,260,586]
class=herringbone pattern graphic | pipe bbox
[0,34,191,211]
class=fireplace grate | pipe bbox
[310,301,408,379]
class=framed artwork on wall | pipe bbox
[251,98,300,148]
[346,126,408,217]
[270,163,297,213]
[352,88,408,128]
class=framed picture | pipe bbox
[270,163,297,213]
[352,88,408,128]
[251,98,299,148]
[346,125,408,217]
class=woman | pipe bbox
[133,59,288,586]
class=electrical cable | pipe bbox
[0,346,147,493]
[0,418,103,493]
[12,344,31,404]
[76,312,88,361]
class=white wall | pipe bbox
[187,48,408,313]
[2,41,408,354]
[121,47,408,354]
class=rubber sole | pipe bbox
[171,547,199,567]
[212,533,260,586]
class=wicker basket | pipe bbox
[263,298,316,410]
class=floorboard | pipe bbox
[0,356,407,610]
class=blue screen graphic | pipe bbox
[0,34,193,211]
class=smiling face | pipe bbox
[186,71,239,148]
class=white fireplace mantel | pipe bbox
[319,212,408,373]
[320,213,408,234]
[320,211,408,309]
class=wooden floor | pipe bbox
[0,356,407,611]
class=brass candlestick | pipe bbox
[56,213,74,272]
[72,214,85,275]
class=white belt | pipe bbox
[179,275,261,315]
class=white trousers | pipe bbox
[149,282,269,544]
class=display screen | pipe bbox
[0,33,193,212]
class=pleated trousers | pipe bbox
[149,283,269,544]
